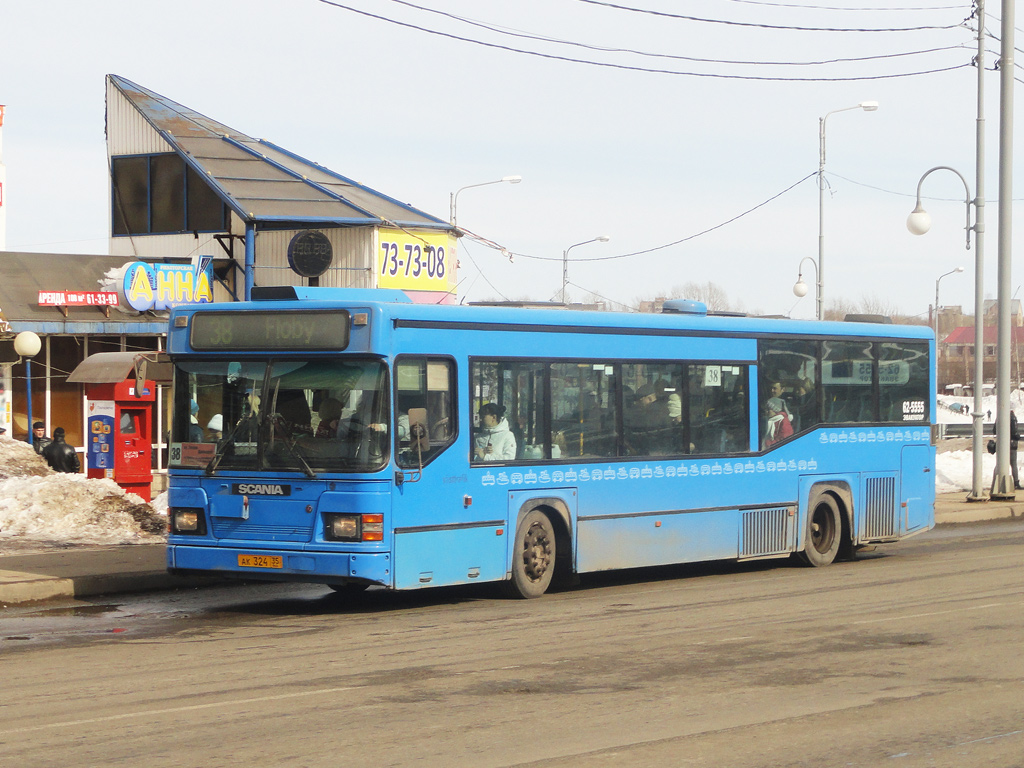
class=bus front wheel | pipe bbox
[800,494,842,567]
[504,510,556,598]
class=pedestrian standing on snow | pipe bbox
[42,427,81,474]
[32,421,51,455]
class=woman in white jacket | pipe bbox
[474,403,517,461]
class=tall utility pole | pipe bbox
[969,0,987,501]
[992,0,1016,498]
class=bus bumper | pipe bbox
[167,544,392,586]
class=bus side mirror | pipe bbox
[407,408,429,453]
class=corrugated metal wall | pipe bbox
[106,80,380,296]
[254,227,375,289]
[105,80,174,156]
[110,230,230,261]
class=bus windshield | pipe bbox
[171,358,390,474]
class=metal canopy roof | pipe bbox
[108,75,453,232]
[67,351,172,385]
[0,252,168,335]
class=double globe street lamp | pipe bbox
[906,165,985,500]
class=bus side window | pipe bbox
[758,339,819,445]
[396,357,456,468]
[691,364,749,454]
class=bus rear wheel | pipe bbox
[504,510,556,598]
[800,494,842,567]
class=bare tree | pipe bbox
[823,295,926,325]
[669,281,733,312]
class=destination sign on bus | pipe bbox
[822,360,909,386]
[190,310,350,351]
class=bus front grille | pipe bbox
[864,476,897,539]
[740,506,792,558]
[211,519,313,542]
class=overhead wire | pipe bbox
[460,241,511,302]
[571,0,971,33]
[717,0,966,9]
[506,172,817,265]
[317,1,973,81]
[379,0,971,68]
[566,281,639,311]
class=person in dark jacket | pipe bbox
[1011,410,1020,490]
[42,427,81,474]
[32,422,52,455]
[993,410,1021,489]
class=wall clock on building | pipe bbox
[287,230,333,278]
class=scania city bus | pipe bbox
[165,288,934,598]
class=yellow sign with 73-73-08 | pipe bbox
[376,228,457,295]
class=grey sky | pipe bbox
[0,0,1010,318]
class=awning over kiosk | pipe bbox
[68,351,173,385]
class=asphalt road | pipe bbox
[1,522,1022,768]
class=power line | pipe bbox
[718,0,967,9]
[461,242,511,302]
[381,0,971,68]
[566,280,640,311]
[318,1,973,81]
[572,0,970,33]
[828,171,1024,203]
[509,172,817,265]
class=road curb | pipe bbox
[936,507,1020,524]
[0,571,76,604]
[0,571,221,606]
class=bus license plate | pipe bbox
[238,554,283,569]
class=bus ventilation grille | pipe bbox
[864,476,897,539]
[211,520,313,542]
[740,507,792,558]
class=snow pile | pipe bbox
[935,450,995,494]
[0,437,166,546]
[937,388,1024,424]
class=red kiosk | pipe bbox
[68,352,170,501]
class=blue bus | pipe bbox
[166,288,935,598]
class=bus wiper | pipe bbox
[259,407,317,479]
[276,432,318,480]
[205,415,257,476]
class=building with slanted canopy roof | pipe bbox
[106,74,458,304]
[1,76,457,486]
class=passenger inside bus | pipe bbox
[624,382,674,455]
[475,403,517,461]
[762,379,794,449]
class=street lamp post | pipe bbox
[449,175,522,227]
[934,266,965,344]
[13,331,41,445]
[907,165,984,500]
[792,256,818,307]
[818,101,879,320]
[561,235,610,304]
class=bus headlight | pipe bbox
[171,508,206,535]
[326,514,360,541]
